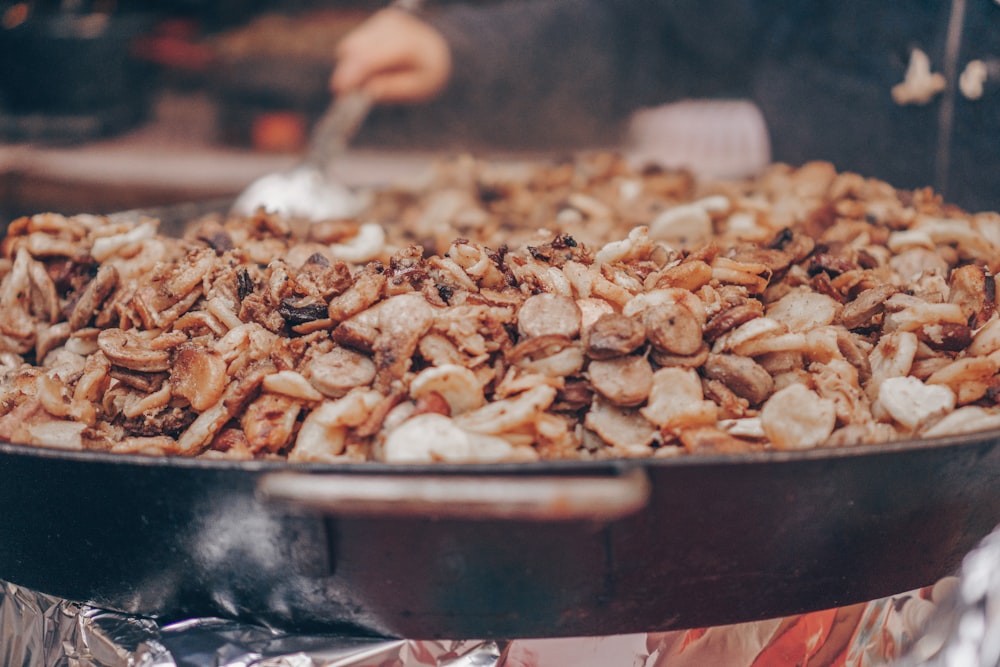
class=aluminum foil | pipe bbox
[4,540,997,667]
[897,526,1000,667]
[0,582,501,667]
[0,580,168,666]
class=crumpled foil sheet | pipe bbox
[0,581,501,667]
[7,521,1000,667]
[896,526,1000,667]
[0,580,167,666]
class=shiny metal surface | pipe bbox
[257,468,651,521]
[230,91,372,221]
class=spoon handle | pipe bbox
[303,89,373,170]
[304,0,424,171]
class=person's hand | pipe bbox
[331,8,452,104]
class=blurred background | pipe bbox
[0,0,769,225]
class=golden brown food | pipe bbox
[2,154,1000,463]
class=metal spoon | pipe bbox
[231,89,374,221]
[232,0,423,222]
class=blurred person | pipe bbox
[331,0,1000,212]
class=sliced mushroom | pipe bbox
[35,322,72,362]
[760,383,837,450]
[924,406,1000,438]
[241,393,302,454]
[455,384,557,435]
[867,330,919,399]
[290,389,382,462]
[926,357,998,405]
[26,254,60,323]
[72,351,111,404]
[838,283,896,330]
[97,328,171,373]
[584,397,658,451]
[588,355,654,407]
[877,376,955,430]
[328,266,386,322]
[584,312,645,360]
[917,322,973,352]
[645,259,713,292]
[969,318,1000,356]
[640,367,718,432]
[169,345,227,411]
[702,353,774,406]
[835,329,873,385]
[678,425,759,454]
[649,341,710,369]
[409,363,485,415]
[645,303,703,356]
[948,264,996,328]
[702,302,764,342]
[517,293,582,339]
[382,413,514,463]
[262,370,325,402]
[110,367,168,393]
[307,347,377,398]
[373,293,436,390]
[767,287,841,333]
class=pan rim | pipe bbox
[2,425,998,473]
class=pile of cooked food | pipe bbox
[1,153,999,463]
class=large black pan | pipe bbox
[1,201,1000,640]
[1,428,999,640]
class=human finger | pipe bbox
[330,9,450,102]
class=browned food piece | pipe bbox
[649,342,710,369]
[507,334,585,377]
[583,397,657,452]
[767,227,816,263]
[554,378,594,412]
[702,353,774,406]
[835,329,873,385]
[584,313,645,359]
[645,303,703,356]
[645,259,713,291]
[587,355,654,407]
[730,246,795,277]
[307,347,377,398]
[678,425,759,454]
[838,283,897,329]
[702,377,750,419]
[517,293,581,339]
[948,264,996,328]
[68,264,119,331]
[35,322,71,361]
[373,293,436,391]
[97,328,172,373]
[169,345,226,411]
[702,301,764,342]
[328,265,386,322]
[110,368,168,393]
[241,393,301,454]
[917,322,974,352]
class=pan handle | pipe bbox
[256,468,650,522]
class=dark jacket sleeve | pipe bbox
[354,1,1000,213]
[357,0,767,150]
